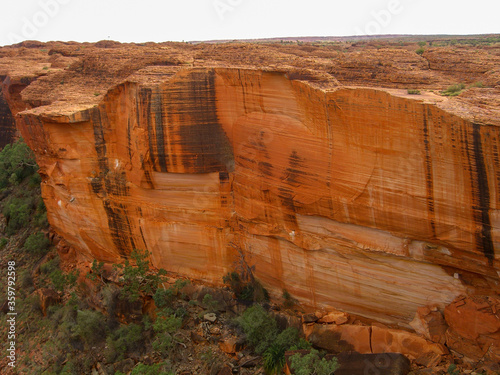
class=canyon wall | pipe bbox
[16,66,500,325]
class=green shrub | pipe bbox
[106,323,144,362]
[24,232,50,255]
[407,89,421,95]
[202,293,219,312]
[2,197,32,235]
[153,288,175,308]
[263,343,287,374]
[416,47,425,55]
[236,304,278,354]
[469,81,484,88]
[263,327,307,374]
[290,349,339,375]
[447,364,459,375]
[0,237,8,249]
[0,138,38,189]
[130,363,174,375]
[40,256,60,275]
[74,309,107,346]
[86,259,104,282]
[152,308,183,354]
[118,249,168,302]
[49,269,79,292]
[442,83,466,96]
[223,271,269,302]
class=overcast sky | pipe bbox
[1,0,499,46]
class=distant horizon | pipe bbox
[2,0,499,47]
[5,33,500,48]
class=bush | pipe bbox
[153,288,175,308]
[2,197,32,235]
[106,323,144,362]
[290,349,339,375]
[129,363,174,375]
[469,81,484,88]
[74,309,107,346]
[152,308,183,354]
[202,293,219,312]
[263,327,308,374]
[236,304,278,354]
[416,47,425,55]
[223,271,269,302]
[407,89,421,95]
[118,249,168,302]
[24,232,50,255]
[40,256,60,275]
[442,83,466,96]
[0,237,7,249]
[49,269,79,292]
[0,138,38,189]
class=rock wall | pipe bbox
[16,67,500,325]
[0,81,17,149]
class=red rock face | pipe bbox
[16,66,500,325]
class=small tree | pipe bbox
[236,304,278,354]
[118,249,167,302]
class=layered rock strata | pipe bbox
[1,41,500,329]
[15,66,500,325]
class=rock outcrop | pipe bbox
[1,40,500,329]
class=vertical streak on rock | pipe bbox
[423,108,437,238]
[0,86,16,149]
[91,108,109,180]
[153,88,168,172]
[91,107,136,257]
[472,123,494,263]
[139,88,156,169]
[163,69,234,173]
[127,118,132,163]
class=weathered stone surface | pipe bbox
[2,41,500,329]
[371,325,448,359]
[445,327,485,360]
[444,296,500,340]
[409,306,448,344]
[36,288,61,316]
[443,295,500,361]
[335,352,411,375]
[317,309,349,325]
[414,351,442,368]
[301,313,319,324]
[306,323,371,354]
[219,336,244,354]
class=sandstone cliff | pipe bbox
[2,40,500,328]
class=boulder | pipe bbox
[302,313,319,324]
[445,328,484,360]
[306,323,371,354]
[409,306,448,344]
[335,352,411,375]
[219,336,244,354]
[317,309,349,325]
[371,325,448,359]
[414,351,442,368]
[444,295,500,341]
[443,295,500,361]
[204,313,217,322]
[36,288,61,316]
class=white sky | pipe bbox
[1,0,499,46]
